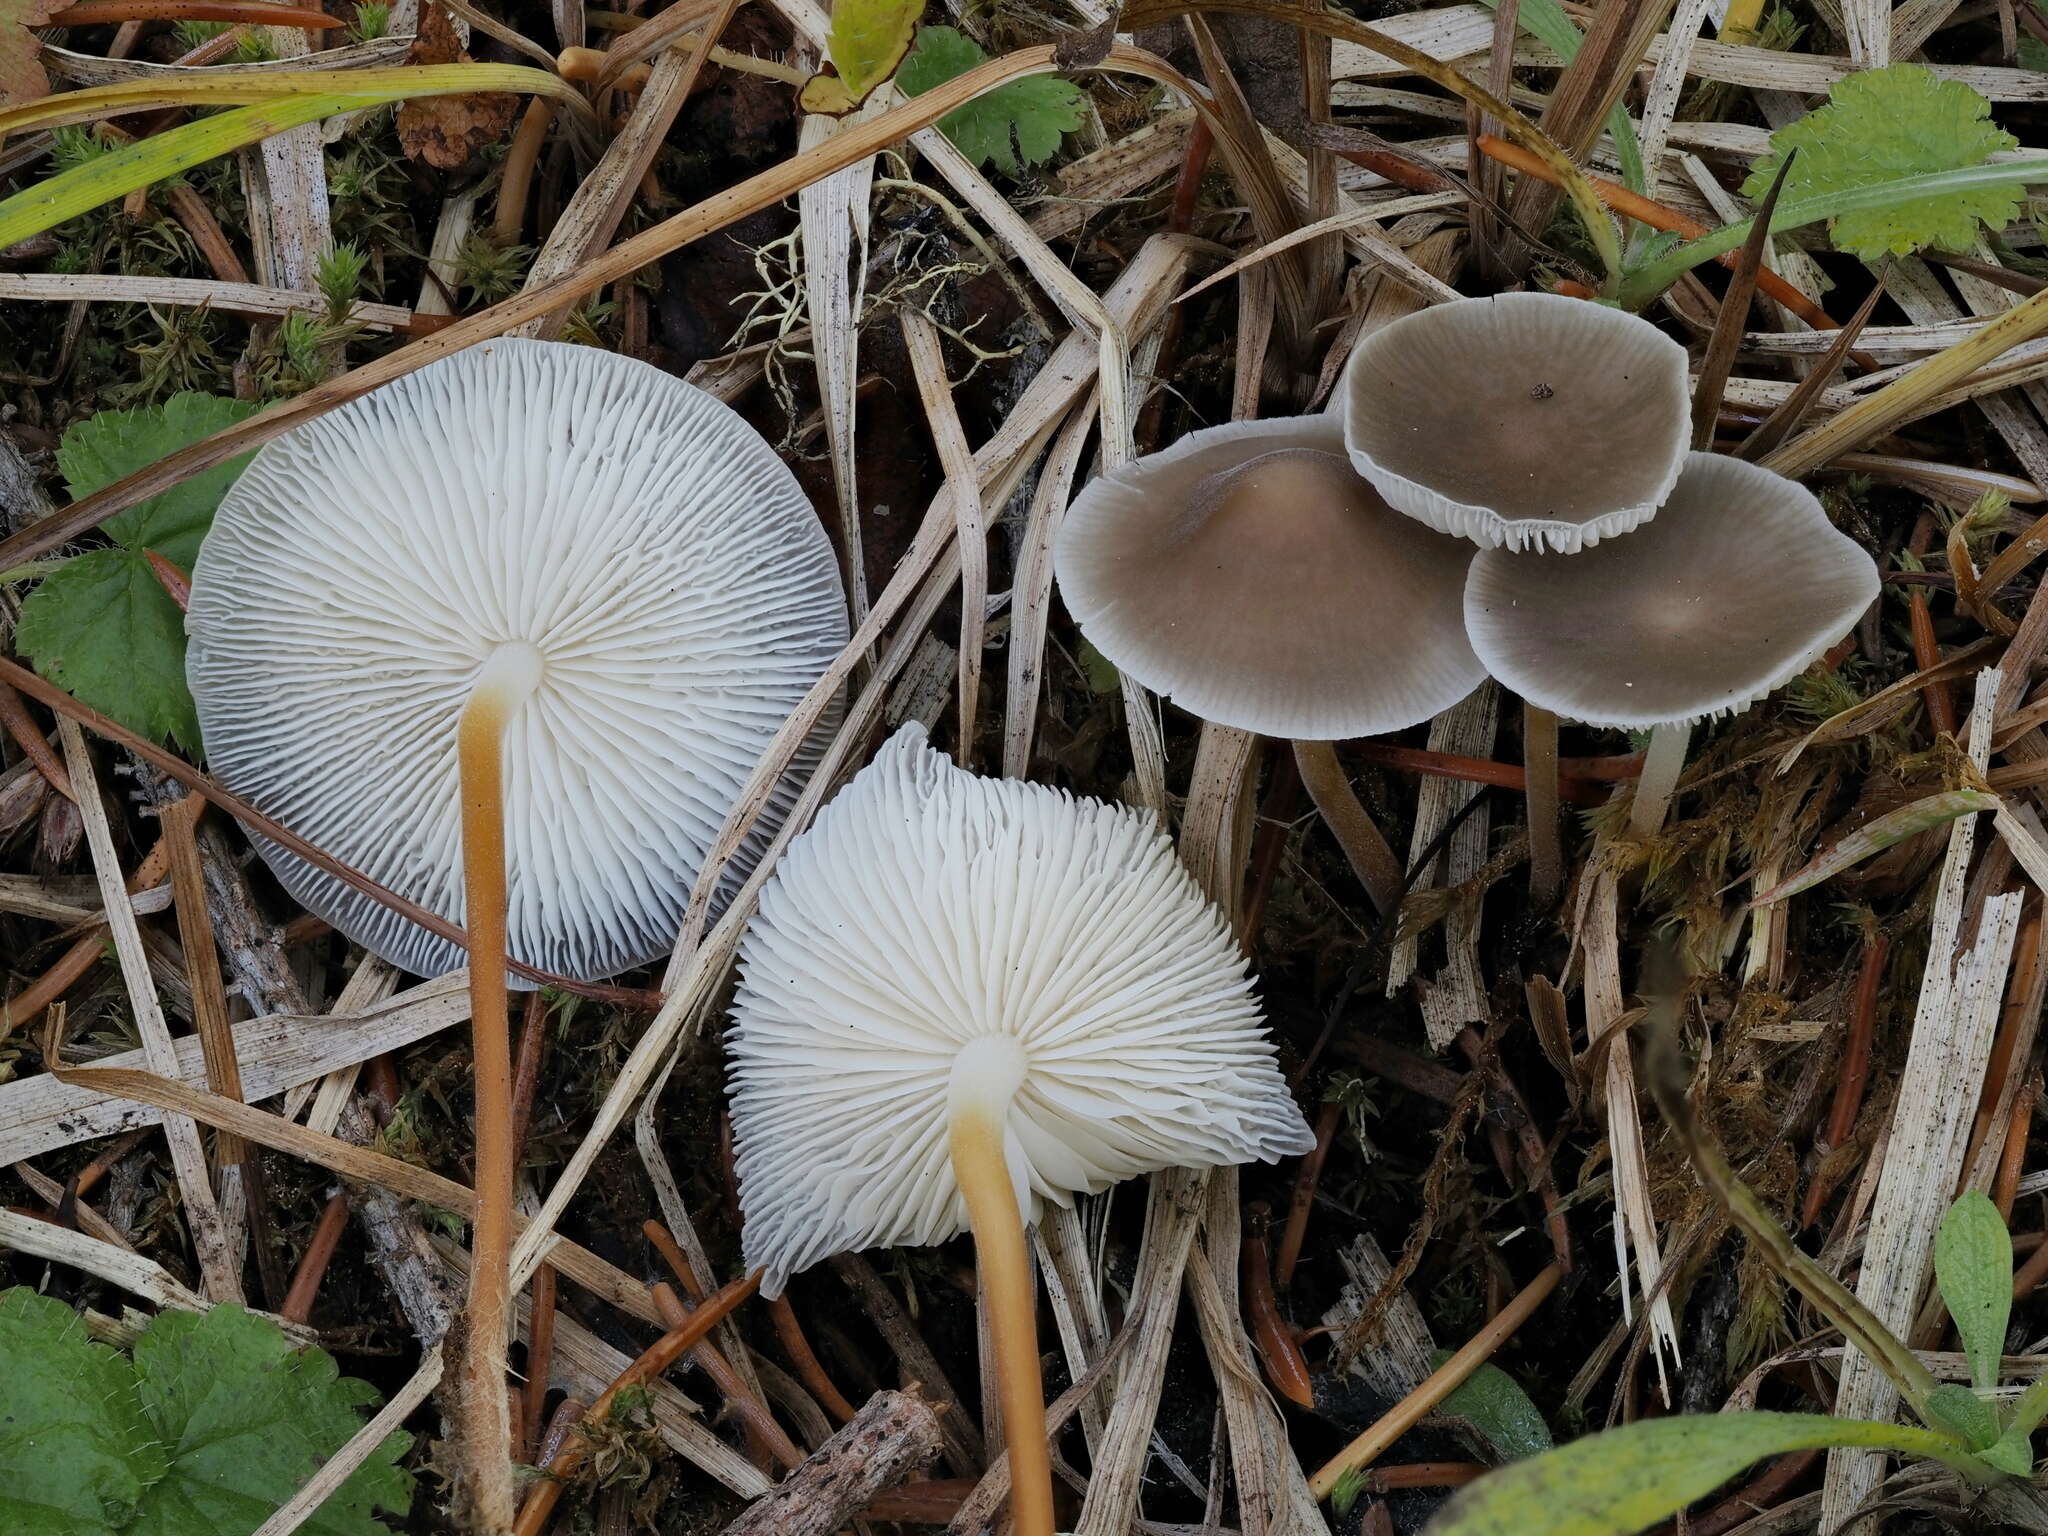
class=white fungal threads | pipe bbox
[728,724,1315,1295]
[186,338,848,982]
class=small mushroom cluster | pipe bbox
[1055,291,1882,824]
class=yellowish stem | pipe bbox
[948,1038,1054,1536]
[453,642,544,1536]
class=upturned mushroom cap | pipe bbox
[1462,452,1880,730]
[728,724,1314,1294]
[186,338,848,982]
[1052,415,1484,740]
[1341,292,1691,553]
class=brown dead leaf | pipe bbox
[396,2,517,169]
[2,0,66,104]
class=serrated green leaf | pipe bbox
[1936,1191,2014,1392]
[1422,1412,1980,1536]
[1927,1382,2001,1449]
[17,549,201,751]
[0,1289,166,1535]
[1744,63,2019,261]
[1432,1356,1553,1461]
[804,0,923,109]
[896,26,1083,176]
[58,393,259,567]
[128,1306,410,1536]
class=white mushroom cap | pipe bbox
[186,338,848,982]
[728,724,1314,1294]
[1341,292,1691,553]
[1463,452,1880,730]
[1052,415,1484,740]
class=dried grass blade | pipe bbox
[1735,277,1887,462]
[901,309,987,766]
[56,720,242,1305]
[1692,150,1794,449]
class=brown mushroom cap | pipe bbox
[1341,292,1691,552]
[1462,452,1880,729]
[1053,416,1484,740]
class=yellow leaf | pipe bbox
[801,0,923,112]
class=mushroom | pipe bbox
[727,724,1314,1536]
[1052,415,1484,913]
[1462,452,1880,835]
[1339,291,1692,555]
[186,337,848,1530]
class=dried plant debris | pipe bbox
[18,1,2048,1534]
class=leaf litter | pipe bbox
[12,0,2048,1534]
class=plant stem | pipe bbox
[453,641,545,1536]
[947,1038,1053,1536]
[1524,702,1562,906]
[1628,721,1690,840]
[1307,1262,1561,1497]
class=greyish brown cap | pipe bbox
[1341,292,1691,553]
[1462,452,1881,729]
[1053,415,1484,740]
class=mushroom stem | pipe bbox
[946,1038,1054,1536]
[1523,703,1562,906]
[453,641,546,1535]
[1627,721,1691,841]
[1293,739,1404,918]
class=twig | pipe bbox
[1307,1264,1562,1497]
[1274,1099,1340,1289]
[1802,932,1891,1228]
[280,1192,349,1326]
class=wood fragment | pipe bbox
[720,1390,943,1536]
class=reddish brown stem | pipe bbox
[144,550,191,612]
[509,990,547,1165]
[1368,1463,1487,1490]
[1168,117,1214,232]
[494,101,555,247]
[767,1292,858,1425]
[1349,741,1613,805]
[4,834,172,1040]
[1473,135,1850,338]
[1802,933,1890,1228]
[1995,1073,2038,1220]
[280,1191,350,1325]
[49,0,340,24]
[0,682,75,802]
[521,1264,557,1463]
[649,1278,805,1470]
[1242,1205,1314,1408]
[512,1272,761,1536]
[1274,1099,1340,1290]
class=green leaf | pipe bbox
[1927,1383,2001,1450]
[802,0,924,110]
[1743,63,2019,261]
[0,1289,166,1535]
[17,549,201,751]
[59,393,259,567]
[1433,1357,1554,1461]
[1421,1411,1981,1536]
[127,1306,411,1536]
[1936,1191,2014,1392]
[897,26,1083,175]
[1984,1420,2038,1477]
